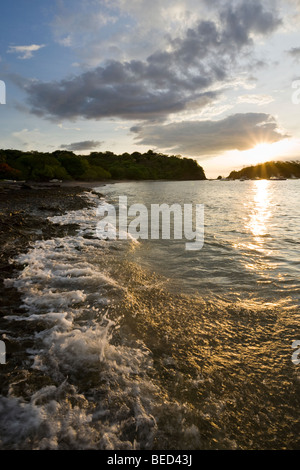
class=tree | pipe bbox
[0,163,21,180]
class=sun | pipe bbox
[247,143,275,164]
[240,142,277,165]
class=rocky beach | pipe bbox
[0,182,103,399]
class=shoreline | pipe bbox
[0,179,299,450]
[0,181,104,289]
[0,182,103,389]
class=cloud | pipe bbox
[11,128,44,149]
[7,44,46,60]
[52,0,282,66]
[59,140,103,151]
[288,47,300,60]
[220,1,281,45]
[52,1,117,49]
[58,123,81,131]
[23,69,219,121]
[238,94,274,105]
[21,1,281,122]
[131,113,289,157]
[51,0,208,64]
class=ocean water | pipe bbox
[1,180,300,450]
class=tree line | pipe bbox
[228,160,300,180]
[0,149,206,182]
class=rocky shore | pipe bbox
[0,182,102,395]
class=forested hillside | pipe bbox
[228,161,300,180]
[0,149,206,182]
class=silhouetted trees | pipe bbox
[0,148,206,182]
[87,150,206,181]
[228,161,300,180]
[0,163,21,180]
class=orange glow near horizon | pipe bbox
[241,142,277,165]
[195,137,300,180]
[240,138,299,167]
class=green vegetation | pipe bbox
[228,160,300,180]
[0,149,206,182]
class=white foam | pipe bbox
[2,189,162,449]
[49,195,140,245]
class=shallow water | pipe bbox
[1,180,299,450]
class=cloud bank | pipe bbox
[22,1,281,122]
[59,140,103,151]
[131,113,289,157]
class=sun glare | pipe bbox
[244,143,275,165]
[239,139,297,168]
[248,179,271,238]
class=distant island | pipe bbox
[0,149,206,182]
[227,160,300,180]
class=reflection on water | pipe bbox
[243,180,274,274]
[103,180,300,301]
[2,180,300,450]
[247,180,272,240]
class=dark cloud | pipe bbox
[60,140,103,151]
[288,47,300,59]
[131,113,289,157]
[22,62,219,121]
[21,1,281,122]
[220,2,281,49]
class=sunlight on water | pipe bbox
[242,180,274,273]
[1,181,299,450]
[247,180,272,239]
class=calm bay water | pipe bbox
[104,180,300,301]
[1,180,299,450]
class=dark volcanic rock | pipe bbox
[0,183,95,394]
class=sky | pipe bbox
[0,0,300,178]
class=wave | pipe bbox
[1,185,299,450]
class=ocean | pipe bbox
[1,180,299,450]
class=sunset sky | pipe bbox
[1,0,300,178]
